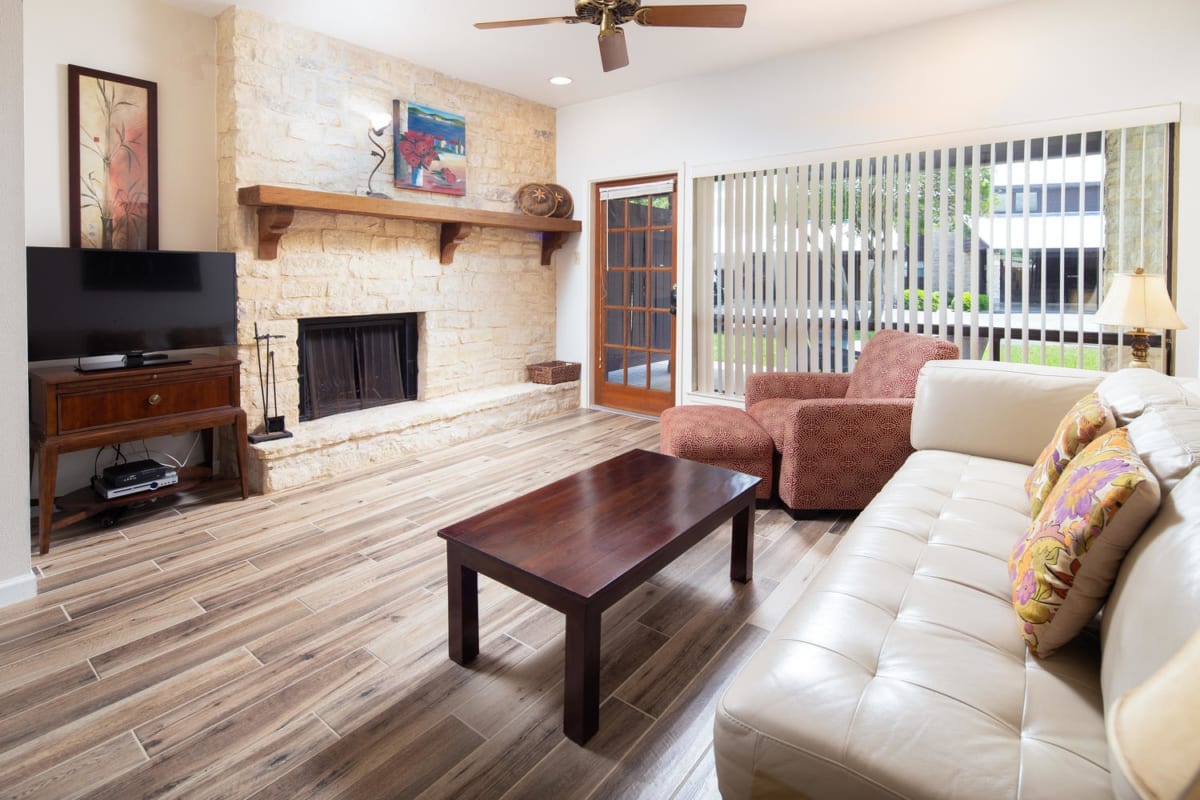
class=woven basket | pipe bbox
[527,360,581,385]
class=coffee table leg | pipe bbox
[731,498,755,583]
[563,604,601,745]
[447,549,479,665]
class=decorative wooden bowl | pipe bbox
[516,183,556,217]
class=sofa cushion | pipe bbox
[1025,391,1114,517]
[715,450,1112,799]
[912,361,1106,466]
[845,329,958,399]
[1009,428,1161,658]
[1101,467,1200,799]
[1125,405,1200,496]
[1097,367,1200,425]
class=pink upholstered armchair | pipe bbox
[745,329,960,513]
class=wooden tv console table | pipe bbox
[29,358,249,554]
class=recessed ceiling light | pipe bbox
[549,76,573,86]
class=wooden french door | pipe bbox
[593,175,677,416]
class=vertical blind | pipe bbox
[693,123,1175,398]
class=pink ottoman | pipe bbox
[660,405,774,500]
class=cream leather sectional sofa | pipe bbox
[714,360,1200,799]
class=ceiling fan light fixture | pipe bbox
[476,1,747,71]
[597,12,629,72]
[598,7,618,38]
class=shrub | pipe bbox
[902,289,941,311]
[953,292,991,312]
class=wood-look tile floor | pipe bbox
[1,409,846,800]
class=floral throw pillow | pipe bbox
[1025,392,1114,517]
[1009,427,1160,657]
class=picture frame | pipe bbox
[68,64,158,249]
[392,100,466,196]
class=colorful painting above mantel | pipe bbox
[68,64,158,249]
[392,101,466,197]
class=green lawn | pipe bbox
[713,332,779,362]
[710,332,1103,371]
[983,343,1101,370]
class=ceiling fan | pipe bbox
[475,1,748,73]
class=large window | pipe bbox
[692,120,1176,398]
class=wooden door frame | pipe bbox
[591,173,678,416]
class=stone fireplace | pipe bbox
[215,9,579,493]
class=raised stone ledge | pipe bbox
[248,381,580,493]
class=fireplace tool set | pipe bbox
[247,322,293,443]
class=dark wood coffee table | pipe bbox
[437,448,759,745]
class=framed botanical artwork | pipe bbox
[392,100,466,196]
[68,64,158,249]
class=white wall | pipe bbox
[24,0,218,249]
[23,0,219,494]
[1,0,36,606]
[556,0,1200,403]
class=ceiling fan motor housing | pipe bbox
[574,0,641,25]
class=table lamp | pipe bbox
[1106,628,1200,799]
[1093,267,1187,368]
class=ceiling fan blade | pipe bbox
[598,27,629,72]
[634,4,747,28]
[474,16,580,30]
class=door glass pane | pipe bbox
[628,231,646,268]
[651,271,672,309]
[627,350,648,388]
[649,352,671,392]
[651,194,671,226]
[651,230,672,267]
[607,232,626,268]
[605,310,625,345]
[604,348,624,382]
[629,198,648,227]
[630,311,647,347]
[607,199,626,228]
[629,272,646,307]
[651,312,672,350]
[605,269,624,305]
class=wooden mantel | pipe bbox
[237,185,582,266]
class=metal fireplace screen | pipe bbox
[298,314,418,421]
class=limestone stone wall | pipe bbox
[216,8,561,426]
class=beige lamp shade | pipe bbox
[1107,628,1200,799]
[1094,268,1188,330]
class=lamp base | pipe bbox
[1127,329,1152,368]
[367,191,391,199]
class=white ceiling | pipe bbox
[165,0,1016,108]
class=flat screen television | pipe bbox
[26,246,238,367]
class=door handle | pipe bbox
[670,284,678,316]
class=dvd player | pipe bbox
[102,459,176,487]
[92,469,179,500]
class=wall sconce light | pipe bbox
[366,113,392,199]
[1093,267,1187,368]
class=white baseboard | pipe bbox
[0,570,37,607]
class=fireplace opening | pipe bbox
[298,313,418,421]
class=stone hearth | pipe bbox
[248,382,578,493]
